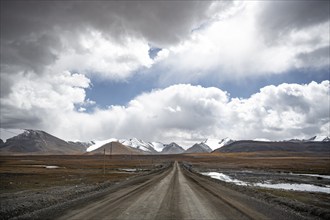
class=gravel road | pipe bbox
[57,161,305,220]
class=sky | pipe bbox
[0,1,329,147]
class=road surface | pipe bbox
[58,162,304,220]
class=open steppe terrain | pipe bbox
[1,152,329,219]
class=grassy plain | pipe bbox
[1,152,329,219]
[182,152,330,174]
[1,152,329,193]
[0,155,168,193]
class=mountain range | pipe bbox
[87,142,142,155]
[0,129,329,155]
[119,138,158,154]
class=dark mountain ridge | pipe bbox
[213,140,330,153]
[185,143,212,153]
[161,142,184,154]
[0,130,85,154]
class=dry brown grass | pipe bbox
[0,155,167,193]
[180,152,330,174]
[1,152,329,193]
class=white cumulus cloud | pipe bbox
[2,80,328,147]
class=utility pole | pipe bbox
[110,142,112,159]
[103,148,105,175]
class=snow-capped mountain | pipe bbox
[161,142,184,154]
[86,138,118,152]
[120,138,158,153]
[2,129,328,155]
[88,142,142,155]
[150,142,166,152]
[0,128,26,141]
[308,136,330,142]
[286,136,330,142]
[185,143,212,153]
[86,138,162,154]
[0,129,86,154]
[203,138,234,150]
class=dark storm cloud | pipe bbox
[1,33,61,74]
[0,73,14,97]
[1,1,65,74]
[1,1,222,100]
[0,106,43,129]
[257,1,330,43]
[296,46,330,68]
[0,1,216,71]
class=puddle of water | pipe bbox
[45,166,60,169]
[290,173,330,180]
[120,168,137,172]
[21,164,61,169]
[201,172,330,194]
[201,172,248,186]
[27,165,45,168]
[254,182,330,194]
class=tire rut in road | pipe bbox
[115,163,178,220]
[155,162,182,220]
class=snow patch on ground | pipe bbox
[253,138,271,142]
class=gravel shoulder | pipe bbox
[188,165,330,220]
[0,164,170,220]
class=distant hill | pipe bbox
[185,143,212,153]
[88,141,142,155]
[161,142,184,154]
[0,130,86,155]
[0,139,4,148]
[213,140,330,153]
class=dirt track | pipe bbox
[58,162,305,220]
